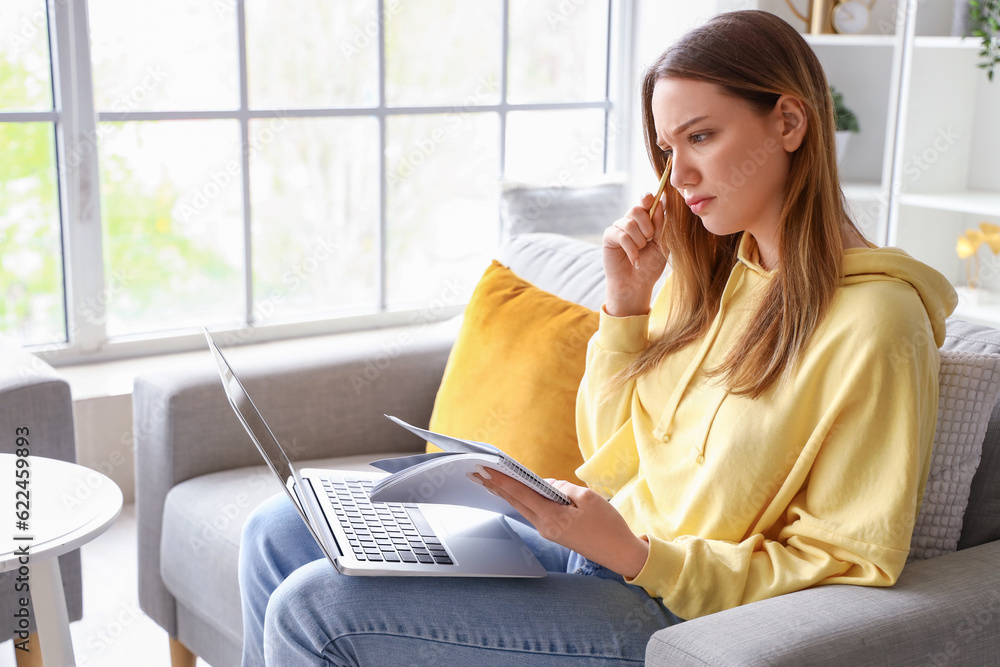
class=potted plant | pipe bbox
[831,85,860,166]
[969,0,1000,81]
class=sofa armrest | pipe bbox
[0,340,83,639]
[646,540,1000,666]
[0,339,76,462]
[135,320,456,634]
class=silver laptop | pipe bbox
[205,328,546,578]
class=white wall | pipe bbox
[74,395,136,504]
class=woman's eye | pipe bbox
[659,133,708,158]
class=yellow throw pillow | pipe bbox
[427,260,598,486]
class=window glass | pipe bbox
[385,112,500,308]
[0,122,64,345]
[89,0,239,111]
[505,109,607,184]
[14,1,614,356]
[384,0,502,107]
[507,0,609,104]
[98,120,243,335]
[0,0,52,111]
[246,0,379,109]
[251,117,380,322]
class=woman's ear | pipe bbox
[775,95,808,152]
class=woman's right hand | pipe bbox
[602,192,668,317]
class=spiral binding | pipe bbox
[499,456,571,505]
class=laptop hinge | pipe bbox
[296,477,345,559]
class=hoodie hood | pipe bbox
[841,246,958,347]
[736,233,958,347]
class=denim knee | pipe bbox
[240,501,267,553]
[263,561,342,665]
[239,494,282,573]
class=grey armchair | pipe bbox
[0,340,83,657]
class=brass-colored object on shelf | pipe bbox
[784,0,877,35]
[957,222,1000,290]
[785,0,835,34]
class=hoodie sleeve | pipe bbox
[575,276,674,468]
[574,307,649,465]
[625,288,941,620]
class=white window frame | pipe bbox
[13,0,634,365]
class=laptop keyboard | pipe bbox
[321,478,454,566]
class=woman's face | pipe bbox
[651,77,798,253]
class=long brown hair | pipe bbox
[615,10,863,399]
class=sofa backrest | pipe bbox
[500,232,605,310]
[499,233,1000,550]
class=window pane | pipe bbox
[505,109,607,184]
[384,0,502,107]
[0,0,53,111]
[99,120,243,335]
[246,0,378,109]
[251,117,379,321]
[0,123,64,344]
[507,0,609,104]
[386,112,500,307]
[89,0,238,112]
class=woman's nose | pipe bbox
[669,152,697,190]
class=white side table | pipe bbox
[1,454,123,667]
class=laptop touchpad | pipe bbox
[453,520,512,540]
[431,506,514,541]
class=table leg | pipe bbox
[33,557,75,667]
[14,634,43,667]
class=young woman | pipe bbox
[239,10,957,665]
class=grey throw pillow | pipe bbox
[909,350,1000,560]
[499,175,626,243]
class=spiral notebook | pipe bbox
[369,416,571,523]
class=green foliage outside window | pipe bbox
[0,119,62,342]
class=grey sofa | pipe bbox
[0,341,83,647]
[135,233,1000,666]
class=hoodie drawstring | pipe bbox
[652,262,748,459]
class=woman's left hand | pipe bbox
[470,469,650,579]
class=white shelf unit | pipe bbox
[912,35,981,49]
[804,33,896,47]
[899,191,1000,218]
[890,0,1000,325]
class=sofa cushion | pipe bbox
[909,350,1000,560]
[159,454,413,646]
[426,261,597,484]
[941,318,1000,549]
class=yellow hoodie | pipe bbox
[575,232,958,620]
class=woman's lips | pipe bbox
[686,196,715,214]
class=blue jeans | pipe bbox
[239,493,683,666]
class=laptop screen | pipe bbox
[204,328,336,561]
